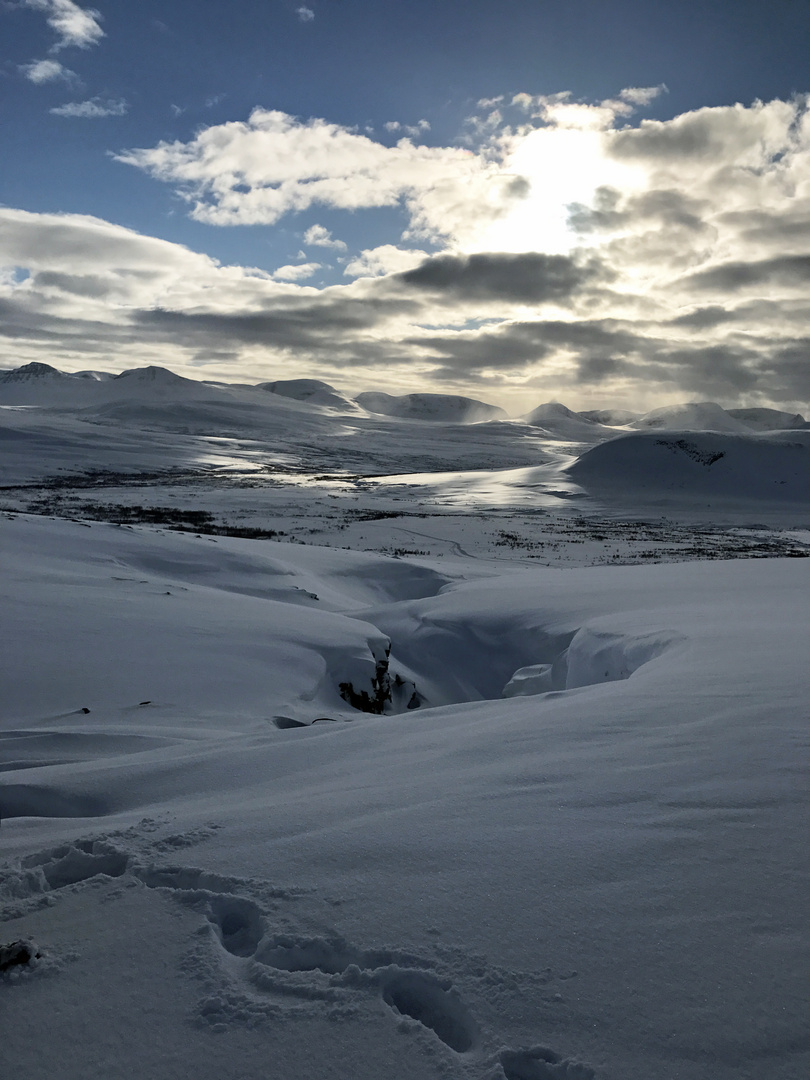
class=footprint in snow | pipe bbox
[499,1046,596,1080]
[3,836,595,1074]
[207,894,264,957]
[380,968,478,1052]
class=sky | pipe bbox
[2,0,810,412]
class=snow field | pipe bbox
[1,513,808,1079]
[1,363,809,1079]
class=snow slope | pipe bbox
[1,514,809,1080]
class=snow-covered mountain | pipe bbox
[355,390,507,423]
[522,401,618,441]
[257,378,361,411]
[630,401,752,433]
[577,407,639,426]
[727,406,807,430]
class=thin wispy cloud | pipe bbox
[19,58,76,83]
[296,6,314,21]
[384,118,431,138]
[50,96,128,117]
[21,0,104,52]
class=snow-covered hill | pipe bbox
[567,428,810,503]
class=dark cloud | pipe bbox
[685,255,810,291]
[569,187,706,235]
[718,209,810,246]
[408,319,646,375]
[133,295,418,353]
[669,306,739,330]
[607,108,762,162]
[33,271,116,299]
[668,299,806,330]
[653,343,762,394]
[397,252,602,303]
[575,354,626,383]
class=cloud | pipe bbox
[22,0,104,51]
[296,6,314,21]
[303,224,347,250]
[683,255,810,292]
[50,96,127,117]
[114,108,531,246]
[619,85,668,107]
[19,57,76,83]
[398,252,602,303]
[384,119,430,138]
[7,90,810,410]
[406,318,644,375]
[344,245,428,278]
[270,262,322,281]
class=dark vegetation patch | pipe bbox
[18,499,285,539]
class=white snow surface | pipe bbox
[1,362,809,1080]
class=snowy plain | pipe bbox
[1,363,809,1080]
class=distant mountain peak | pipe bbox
[0,362,64,382]
[355,391,506,423]
[112,365,188,384]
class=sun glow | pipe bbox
[466,126,647,255]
